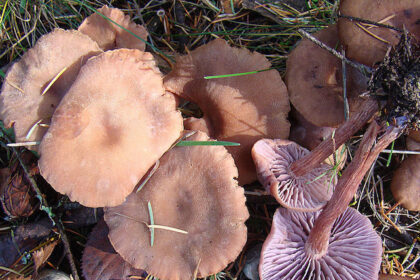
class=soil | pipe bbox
[369,32,420,130]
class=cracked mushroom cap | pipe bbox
[260,207,382,280]
[82,219,145,280]
[286,24,367,128]
[391,155,420,211]
[338,0,420,67]
[164,39,290,185]
[252,139,336,212]
[38,49,183,207]
[104,131,249,280]
[0,29,102,145]
[78,5,148,51]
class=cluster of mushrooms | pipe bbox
[0,0,419,279]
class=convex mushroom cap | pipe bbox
[252,139,336,211]
[105,131,249,280]
[82,219,145,280]
[38,49,183,207]
[0,29,102,145]
[338,0,420,66]
[78,5,148,51]
[286,24,367,128]
[164,39,290,185]
[260,207,382,280]
[391,155,420,211]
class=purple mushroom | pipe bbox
[252,139,336,212]
[260,120,402,279]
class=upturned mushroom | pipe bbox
[259,120,401,279]
[38,49,183,207]
[252,138,336,212]
[338,0,420,66]
[390,155,420,211]
[0,29,102,145]
[260,207,382,279]
[105,131,249,280]
[164,39,290,185]
[78,5,148,51]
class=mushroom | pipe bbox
[252,138,336,212]
[78,5,148,51]
[260,120,401,279]
[338,0,420,66]
[260,207,382,279]
[164,39,290,185]
[390,155,420,211]
[82,219,145,280]
[104,131,249,280]
[289,108,347,170]
[286,24,367,128]
[38,49,183,207]
[0,29,102,145]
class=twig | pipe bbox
[338,14,403,32]
[297,28,371,76]
[341,49,349,121]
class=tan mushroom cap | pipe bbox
[38,49,183,207]
[338,0,420,66]
[286,24,367,128]
[78,5,148,51]
[164,39,290,185]
[391,155,420,211]
[0,29,102,145]
[105,131,249,280]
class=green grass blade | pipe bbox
[386,140,395,167]
[204,68,272,79]
[176,141,240,146]
[148,201,155,247]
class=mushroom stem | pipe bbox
[290,97,379,177]
[304,120,402,258]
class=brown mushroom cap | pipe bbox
[78,5,148,51]
[260,207,382,279]
[252,139,336,211]
[408,129,420,142]
[164,39,290,185]
[286,24,367,128]
[38,49,183,207]
[338,0,420,66]
[390,155,420,211]
[0,29,102,144]
[406,136,420,151]
[82,219,145,280]
[105,131,249,280]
